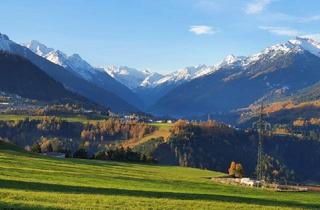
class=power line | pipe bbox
[252,103,271,181]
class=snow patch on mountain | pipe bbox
[6,33,320,94]
[105,66,156,89]
[217,54,240,67]
[104,57,239,90]
[0,33,13,51]
[243,42,294,67]
[24,40,53,57]
[24,40,97,80]
[136,37,320,89]
[193,65,217,78]
[155,65,218,86]
[239,36,320,68]
[68,53,92,70]
[156,66,199,85]
[44,50,68,68]
[141,72,164,87]
[289,37,320,57]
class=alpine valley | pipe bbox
[109,37,320,127]
[3,0,320,208]
[2,32,320,126]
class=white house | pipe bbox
[240,178,261,187]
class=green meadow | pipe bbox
[0,141,319,210]
[0,114,95,123]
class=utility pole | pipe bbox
[252,103,271,181]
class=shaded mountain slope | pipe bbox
[0,51,79,101]
[150,49,320,117]
[0,33,137,112]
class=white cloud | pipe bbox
[259,26,301,36]
[189,25,218,35]
[246,0,273,14]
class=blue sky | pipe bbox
[0,0,319,73]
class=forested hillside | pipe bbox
[1,116,320,183]
[136,120,320,183]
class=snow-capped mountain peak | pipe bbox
[68,53,92,70]
[0,33,10,41]
[23,41,67,66]
[241,37,320,68]
[104,63,222,89]
[144,37,320,88]
[288,36,320,57]
[140,72,164,87]
[214,54,248,70]
[106,66,145,77]
[218,54,239,66]
[24,40,53,57]
[174,66,199,79]
[44,50,68,68]
[242,42,296,67]
[18,35,320,97]
[155,66,197,85]
[104,66,156,89]
[23,40,100,81]
[154,65,216,86]
[193,65,218,78]
[0,33,13,51]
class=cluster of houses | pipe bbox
[0,93,39,113]
[108,110,174,124]
[212,176,263,188]
[212,176,310,192]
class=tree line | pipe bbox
[150,120,320,183]
[0,117,155,160]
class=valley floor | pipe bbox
[0,142,319,210]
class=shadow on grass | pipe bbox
[0,179,319,209]
[0,201,60,210]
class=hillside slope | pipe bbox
[24,41,144,108]
[0,141,319,209]
[0,51,81,102]
[151,47,320,117]
[237,82,320,126]
[0,33,137,113]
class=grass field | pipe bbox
[148,122,173,129]
[0,141,319,209]
[0,114,99,123]
[121,122,172,148]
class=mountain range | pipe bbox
[23,40,143,109]
[104,37,320,120]
[2,32,320,123]
[150,37,320,118]
[0,33,137,113]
